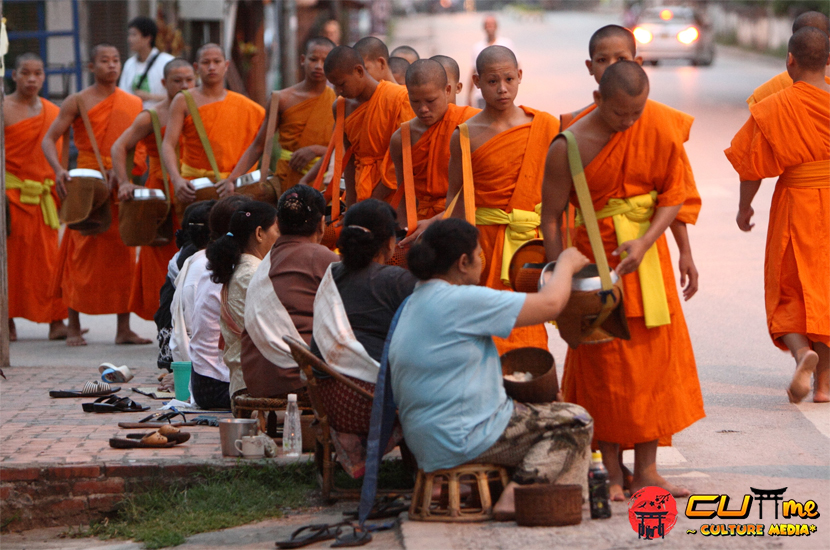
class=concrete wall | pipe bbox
[709,3,791,53]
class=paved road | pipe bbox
[7,7,829,550]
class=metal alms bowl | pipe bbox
[235,170,261,188]
[68,168,104,181]
[538,262,619,292]
[132,188,166,201]
[190,177,215,190]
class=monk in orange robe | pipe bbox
[390,59,479,234]
[162,44,265,207]
[746,11,830,107]
[430,55,466,105]
[110,59,196,321]
[226,37,335,193]
[42,44,149,346]
[726,27,830,404]
[542,61,704,500]
[354,36,397,83]
[445,46,559,355]
[300,46,414,206]
[5,54,67,341]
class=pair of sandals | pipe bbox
[109,424,191,448]
[117,411,220,429]
[276,520,395,549]
[50,380,120,398]
[82,395,148,413]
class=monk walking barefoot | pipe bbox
[725,27,830,404]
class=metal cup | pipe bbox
[219,418,258,457]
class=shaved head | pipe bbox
[354,36,389,62]
[430,55,460,83]
[792,11,830,35]
[306,36,336,54]
[789,26,830,71]
[196,43,224,61]
[389,56,410,83]
[163,57,193,78]
[406,59,448,88]
[599,60,649,99]
[391,45,419,63]
[475,45,518,75]
[324,45,364,75]
[589,25,636,58]
[15,52,43,70]
[90,43,118,63]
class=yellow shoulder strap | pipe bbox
[401,121,418,236]
[75,96,107,176]
[149,109,171,207]
[259,91,280,189]
[181,90,221,181]
[443,123,476,225]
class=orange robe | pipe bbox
[128,124,181,321]
[181,91,265,176]
[6,98,66,323]
[561,100,705,444]
[275,88,335,190]
[409,104,479,218]
[725,81,830,350]
[54,89,143,315]
[746,70,830,107]
[344,80,414,201]
[471,106,559,354]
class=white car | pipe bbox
[633,6,715,66]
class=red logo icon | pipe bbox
[628,487,678,540]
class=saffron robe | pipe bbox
[470,106,559,354]
[725,81,830,350]
[275,88,335,190]
[409,104,479,218]
[562,100,701,224]
[343,81,414,201]
[6,98,66,323]
[53,90,144,315]
[746,70,830,107]
[128,123,181,321]
[561,100,705,444]
[180,91,265,176]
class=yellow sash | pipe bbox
[180,163,230,182]
[575,191,670,328]
[6,173,60,229]
[278,149,319,175]
[778,159,830,189]
[476,203,542,285]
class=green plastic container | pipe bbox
[171,361,192,401]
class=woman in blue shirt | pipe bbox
[389,218,594,520]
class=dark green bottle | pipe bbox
[589,451,612,519]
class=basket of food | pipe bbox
[514,483,583,527]
[500,347,559,403]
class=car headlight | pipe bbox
[633,27,653,44]
[677,26,699,45]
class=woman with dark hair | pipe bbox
[205,202,278,401]
[390,218,594,520]
[242,185,338,399]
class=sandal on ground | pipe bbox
[343,495,408,520]
[117,413,220,429]
[50,381,120,398]
[332,525,373,548]
[89,396,149,413]
[275,523,343,549]
[82,394,123,412]
[108,426,191,448]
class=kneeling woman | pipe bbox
[390,219,594,519]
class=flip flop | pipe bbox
[50,380,120,398]
[332,525,373,548]
[275,523,343,549]
[82,394,123,412]
[109,427,191,448]
[343,495,408,520]
[91,396,149,413]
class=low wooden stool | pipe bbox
[409,464,510,522]
[233,393,312,438]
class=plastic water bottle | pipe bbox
[282,394,302,458]
[588,451,612,519]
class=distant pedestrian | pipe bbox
[119,16,174,109]
[320,19,342,46]
[467,15,515,108]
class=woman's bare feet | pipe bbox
[9,319,17,342]
[115,330,152,345]
[631,471,690,498]
[788,350,818,403]
[492,481,517,521]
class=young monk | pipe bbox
[725,27,830,404]
[541,61,705,500]
[5,53,68,341]
[390,59,478,232]
[389,57,410,85]
[446,46,559,355]
[564,25,700,301]
[353,36,397,83]
[300,46,414,206]
[746,11,830,107]
[162,43,265,207]
[111,58,196,322]
[224,37,335,193]
[391,45,420,64]
[42,44,149,346]
[430,55,464,104]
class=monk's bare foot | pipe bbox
[788,350,818,403]
[620,461,634,492]
[115,330,152,345]
[631,472,690,499]
[814,362,829,403]
[51,323,88,341]
[9,319,17,342]
[492,481,517,521]
[66,328,88,347]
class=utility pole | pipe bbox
[282,0,297,87]
[1,0,10,370]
